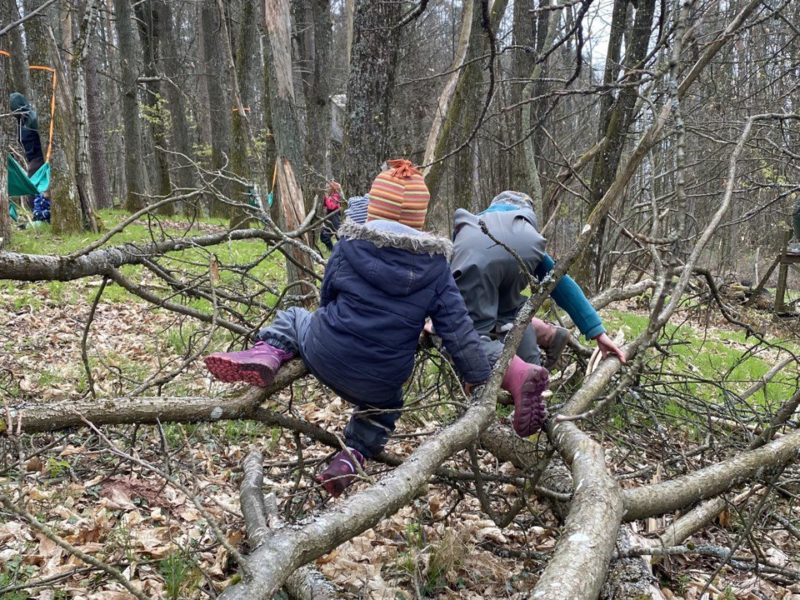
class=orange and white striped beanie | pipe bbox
[366,159,430,230]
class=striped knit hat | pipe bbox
[366,159,430,230]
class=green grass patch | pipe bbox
[4,209,290,317]
[601,308,798,432]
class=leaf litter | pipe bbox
[1,280,799,598]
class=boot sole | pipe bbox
[513,366,549,437]
[204,355,275,387]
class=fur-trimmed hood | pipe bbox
[338,221,453,261]
[333,220,452,298]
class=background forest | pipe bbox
[1,0,800,599]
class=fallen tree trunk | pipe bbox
[218,375,505,599]
[0,228,285,282]
[1,360,307,434]
[239,450,337,600]
[622,427,800,522]
[530,349,632,600]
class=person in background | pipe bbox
[320,180,343,251]
[450,191,626,436]
[204,160,490,497]
[10,92,44,177]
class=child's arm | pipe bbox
[534,254,626,363]
[534,253,604,340]
[429,273,491,385]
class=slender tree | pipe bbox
[134,0,173,214]
[113,0,148,212]
[200,0,233,217]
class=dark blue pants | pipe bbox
[320,211,341,251]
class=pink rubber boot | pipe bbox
[204,341,295,387]
[502,355,549,436]
[316,448,366,497]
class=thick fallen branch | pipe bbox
[218,376,504,599]
[0,228,283,282]
[530,351,631,600]
[622,427,800,521]
[240,451,337,600]
[1,360,307,434]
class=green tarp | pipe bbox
[7,154,50,197]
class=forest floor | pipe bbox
[2,218,800,599]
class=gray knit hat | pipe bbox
[489,190,535,211]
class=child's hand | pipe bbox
[423,318,434,335]
[592,333,626,363]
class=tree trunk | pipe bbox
[156,0,195,203]
[423,0,509,229]
[300,0,333,186]
[226,0,256,227]
[263,0,315,298]
[45,6,79,234]
[113,0,148,212]
[2,0,31,93]
[134,0,173,215]
[0,36,9,248]
[201,0,233,217]
[86,34,111,208]
[70,0,100,232]
[574,0,657,291]
[341,0,403,196]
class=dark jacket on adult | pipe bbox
[302,220,491,405]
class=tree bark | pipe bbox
[0,35,9,248]
[86,36,111,208]
[263,0,315,297]
[219,378,506,599]
[156,0,195,201]
[574,0,657,291]
[341,0,402,196]
[113,0,148,212]
[239,451,338,600]
[69,0,101,232]
[299,0,333,186]
[134,0,174,214]
[0,226,283,282]
[2,360,307,435]
[2,0,31,92]
[423,0,509,229]
[201,0,233,217]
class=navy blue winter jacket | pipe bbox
[301,220,491,405]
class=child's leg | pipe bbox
[342,394,403,459]
[204,307,310,386]
[530,317,570,370]
[317,389,403,497]
[483,337,548,437]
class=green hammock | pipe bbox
[7,154,51,197]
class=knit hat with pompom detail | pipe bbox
[366,159,430,230]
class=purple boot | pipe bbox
[502,355,549,437]
[316,448,365,497]
[204,341,294,387]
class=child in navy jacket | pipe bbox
[205,161,490,496]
